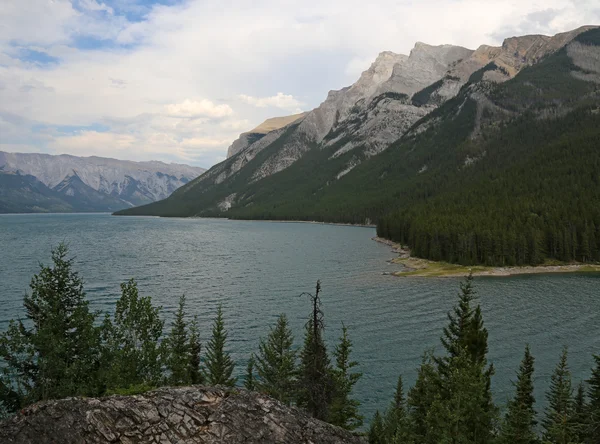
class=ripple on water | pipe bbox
[0,213,599,422]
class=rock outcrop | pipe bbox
[226,113,307,158]
[0,386,365,444]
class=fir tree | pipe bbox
[0,244,101,411]
[499,345,538,444]
[255,314,296,405]
[369,411,385,444]
[588,355,600,443]
[297,281,333,421]
[165,295,190,385]
[329,325,363,430]
[187,316,203,384]
[101,279,164,389]
[543,347,574,444]
[427,347,494,444]
[244,356,256,391]
[202,305,236,387]
[571,382,587,443]
[407,352,439,441]
[433,273,496,443]
[377,375,411,443]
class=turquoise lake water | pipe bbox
[0,213,599,421]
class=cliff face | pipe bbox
[226,113,308,158]
[0,386,365,444]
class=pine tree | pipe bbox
[426,347,494,444]
[297,281,333,421]
[407,352,439,441]
[588,355,600,443]
[571,382,587,443]
[244,356,256,391]
[543,347,574,444]
[101,279,164,390]
[369,411,385,444]
[0,244,101,411]
[329,325,363,430]
[255,314,296,405]
[187,316,203,384]
[165,295,190,385]
[498,345,538,444]
[433,273,496,443]
[378,375,411,443]
[202,305,236,387]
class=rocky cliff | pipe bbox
[116,26,597,219]
[0,386,365,444]
[226,113,307,158]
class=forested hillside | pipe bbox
[117,28,600,266]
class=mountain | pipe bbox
[0,152,205,213]
[116,27,600,266]
[227,113,307,158]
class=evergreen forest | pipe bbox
[117,28,600,267]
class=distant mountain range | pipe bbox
[0,152,205,213]
[117,26,600,266]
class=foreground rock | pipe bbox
[0,386,365,444]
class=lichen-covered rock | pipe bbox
[0,386,365,444]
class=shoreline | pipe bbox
[225,218,376,228]
[372,237,600,278]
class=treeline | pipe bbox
[376,105,600,266]
[0,245,363,430]
[368,273,600,444]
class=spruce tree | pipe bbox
[244,356,256,391]
[378,375,411,443]
[368,411,385,444]
[255,314,296,404]
[202,305,236,387]
[0,244,101,411]
[407,352,439,441]
[433,273,496,443]
[102,279,164,390]
[543,347,574,444]
[588,355,600,443]
[572,382,587,444]
[187,316,203,384]
[499,345,538,444]
[329,325,363,430]
[165,295,190,385]
[297,281,333,421]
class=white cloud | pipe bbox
[239,92,304,113]
[165,99,233,119]
[78,0,114,15]
[1,0,599,167]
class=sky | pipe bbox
[0,0,598,168]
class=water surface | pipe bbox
[1,213,599,420]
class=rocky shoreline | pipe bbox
[372,237,600,278]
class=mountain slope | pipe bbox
[118,27,600,266]
[0,152,205,213]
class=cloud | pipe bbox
[1,0,599,167]
[239,92,304,113]
[165,99,234,119]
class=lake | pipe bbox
[0,213,599,421]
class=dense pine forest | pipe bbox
[117,28,600,267]
[1,245,599,443]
